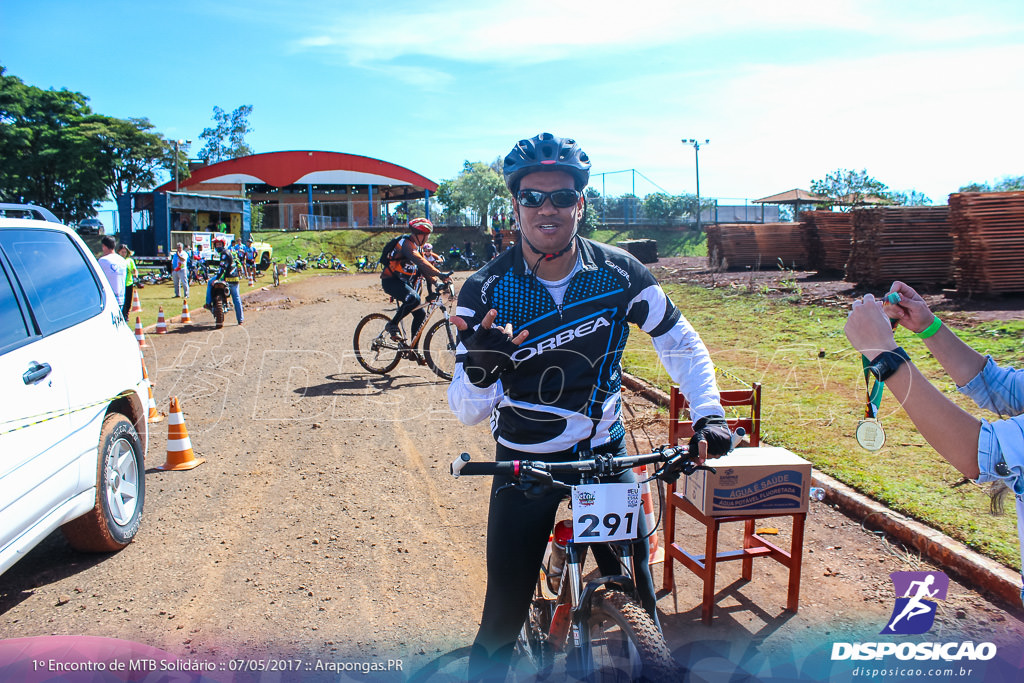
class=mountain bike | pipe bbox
[352,277,458,381]
[449,444,721,682]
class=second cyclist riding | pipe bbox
[352,276,458,381]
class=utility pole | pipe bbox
[682,138,709,233]
[173,139,191,192]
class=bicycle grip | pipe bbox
[449,454,512,477]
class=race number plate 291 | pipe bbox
[571,483,642,543]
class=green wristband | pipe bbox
[916,317,942,339]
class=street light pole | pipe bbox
[682,138,709,233]
[173,139,191,192]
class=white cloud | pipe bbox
[568,41,1024,201]
[287,0,1022,68]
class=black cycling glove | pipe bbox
[462,325,519,388]
[688,415,732,459]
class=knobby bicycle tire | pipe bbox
[423,319,456,381]
[583,589,682,682]
[353,312,402,374]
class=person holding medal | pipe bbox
[844,281,1023,601]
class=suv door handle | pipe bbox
[23,361,52,385]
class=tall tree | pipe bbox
[197,105,254,162]
[0,66,108,222]
[810,168,897,210]
[79,115,173,199]
[436,161,508,229]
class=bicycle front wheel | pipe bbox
[582,589,681,682]
[353,313,402,374]
[423,319,457,381]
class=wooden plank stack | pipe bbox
[949,192,1024,296]
[705,223,807,270]
[801,210,854,273]
[845,207,953,288]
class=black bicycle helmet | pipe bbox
[502,133,591,193]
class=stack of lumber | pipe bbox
[801,210,854,272]
[949,192,1024,295]
[845,207,953,288]
[705,223,807,270]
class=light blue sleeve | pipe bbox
[961,358,1024,494]
[959,357,1024,416]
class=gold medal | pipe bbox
[856,418,886,451]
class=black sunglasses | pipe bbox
[516,188,581,208]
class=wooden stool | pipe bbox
[663,493,805,623]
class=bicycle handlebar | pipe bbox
[450,428,745,487]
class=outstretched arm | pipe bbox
[846,294,981,478]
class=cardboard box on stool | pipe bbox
[684,446,812,516]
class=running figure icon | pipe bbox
[882,571,949,635]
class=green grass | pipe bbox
[622,283,1024,570]
[253,225,709,265]
[130,267,324,329]
[588,227,707,257]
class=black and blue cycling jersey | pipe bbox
[448,237,722,454]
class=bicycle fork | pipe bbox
[562,540,638,675]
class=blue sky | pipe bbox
[2,0,1023,206]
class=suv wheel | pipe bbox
[61,413,145,552]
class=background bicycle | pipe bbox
[352,278,458,381]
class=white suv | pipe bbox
[0,206,149,576]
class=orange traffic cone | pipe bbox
[181,299,192,324]
[155,306,167,334]
[134,316,147,348]
[141,356,163,423]
[146,383,164,423]
[140,355,152,386]
[634,465,663,565]
[157,397,204,470]
[130,288,142,313]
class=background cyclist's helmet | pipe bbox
[213,238,225,247]
[502,132,591,193]
[408,217,433,234]
[423,243,433,252]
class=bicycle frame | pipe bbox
[397,282,454,349]
[531,487,644,674]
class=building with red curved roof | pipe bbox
[154,150,438,230]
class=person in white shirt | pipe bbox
[171,242,191,298]
[97,236,127,310]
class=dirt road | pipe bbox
[1,273,1022,682]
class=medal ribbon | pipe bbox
[861,355,884,419]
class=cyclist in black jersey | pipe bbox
[447,133,734,680]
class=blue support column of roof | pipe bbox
[424,190,431,221]
[307,184,314,221]
[368,184,374,227]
